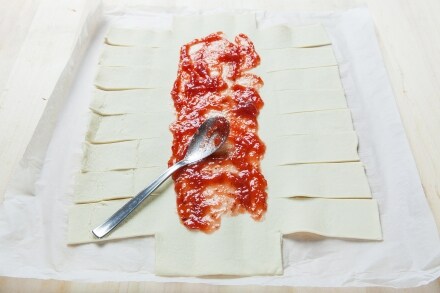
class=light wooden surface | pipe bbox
[0,277,439,293]
[0,0,439,291]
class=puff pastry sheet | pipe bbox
[68,13,382,276]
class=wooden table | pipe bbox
[1,0,439,291]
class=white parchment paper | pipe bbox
[1,6,440,288]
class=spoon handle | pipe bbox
[92,160,187,239]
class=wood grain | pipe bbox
[366,0,440,230]
[0,0,439,291]
[0,276,439,292]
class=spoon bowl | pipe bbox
[184,115,229,164]
[92,115,230,238]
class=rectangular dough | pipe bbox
[275,89,348,114]
[268,131,360,165]
[68,195,167,245]
[74,167,171,204]
[266,66,343,91]
[95,66,175,90]
[264,162,372,198]
[87,113,173,143]
[105,21,330,50]
[134,167,173,195]
[255,24,331,49]
[260,46,337,71]
[74,170,135,203]
[106,27,174,47]
[263,109,353,135]
[82,138,171,172]
[173,14,257,42]
[137,138,171,169]
[82,141,138,172]
[273,198,382,240]
[90,88,173,115]
[99,44,179,67]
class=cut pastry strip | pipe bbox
[264,162,371,198]
[87,112,174,143]
[268,131,360,165]
[74,170,135,203]
[105,21,330,50]
[67,193,171,245]
[106,27,174,47]
[99,44,178,67]
[272,198,382,240]
[134,167,172,195]
[74,167,171,204]
[95,66,174,90]
[266,66,343,91]
[90,88,172,115]
[260,46,337,71]
[82,141,138,172]
[82,139,170,172]
[256,24,331,49]
[275,89,347,114]
[262,109,353,136]
[137,138,171,168]
[172,14,257,43]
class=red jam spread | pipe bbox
[169,32,267,232]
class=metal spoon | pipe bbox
[92,115,230,239]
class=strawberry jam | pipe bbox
[169,32,267,232]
